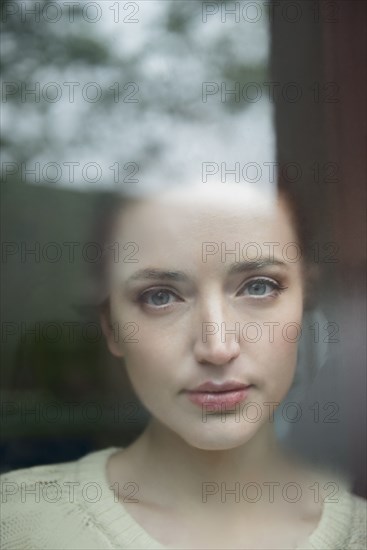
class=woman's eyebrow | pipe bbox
[125,268,190,286]
[227,259,288,276]
[124,260,287,287]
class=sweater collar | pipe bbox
[75,447,353,550]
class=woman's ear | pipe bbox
[100,303,125,359]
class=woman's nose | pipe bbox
[192,300,241,366]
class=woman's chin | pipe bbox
[179,417,261,451]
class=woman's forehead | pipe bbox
[108,191,299,286]
[103,184,302,290]
[111,184,296,265]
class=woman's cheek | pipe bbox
[124,352,173,416]
[261,337,299,404]
[122,328,173,384]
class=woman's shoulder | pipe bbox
[0,447,121,550]
[2,454,78,484]
[304,484,367,550]
[1,456,80,511]
[346,492,367,550]
[1,446,118,498]
[285,457,366,549]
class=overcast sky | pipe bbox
[3,0,275,192]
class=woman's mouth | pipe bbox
[184,381,253,411]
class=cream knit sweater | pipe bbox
[1,447,366,549]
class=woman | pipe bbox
[1,179,366,549]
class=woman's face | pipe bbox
[104,183,304,450]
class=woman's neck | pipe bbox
[120,419,295,511]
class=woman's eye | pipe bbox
[140,289,179,308]
[240,279,283,298]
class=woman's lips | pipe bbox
[184,383,253,410]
